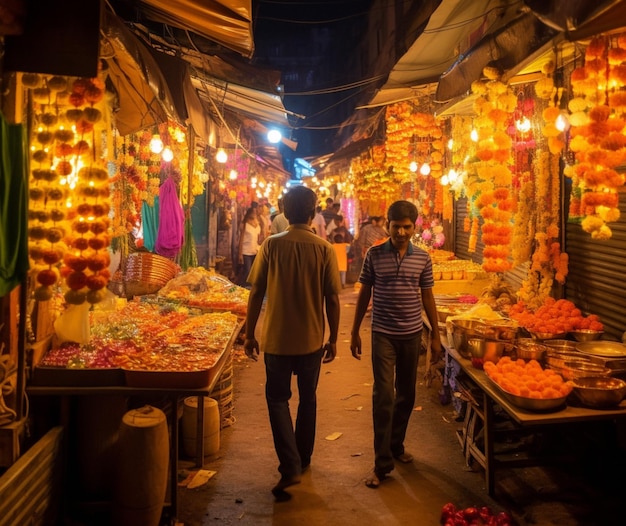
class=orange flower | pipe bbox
[589,105,611,122]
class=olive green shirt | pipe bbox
[247,224,342,355]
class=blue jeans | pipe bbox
[371,331,421,476]
[264,349,324,479]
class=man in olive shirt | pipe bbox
[244,186,341,500]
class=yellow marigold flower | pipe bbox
[548,136,565,154]
[498,93,518,113]
[585,91,606,106]
[534,78,554,99]
[591,224,612,239]
[488,80,508,95]
[569,111,590,127]
[483,66,501,80]
[568,97,588,113]
[471,80,487,95]
[542,106,561,122]
[541,59,555,75]
[541,123,561,137]
[598,206,621,223]
[581,215,604,233]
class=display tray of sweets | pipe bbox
[156,267,249,317]
[34,302,241,388]
[32,340,126,387]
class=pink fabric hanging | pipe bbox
[155,177,185,258]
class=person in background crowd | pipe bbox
[244,186,341,501]
[312,205,327,239]
[356,216,387,258]
[332,232,350,288]
[349,200,441,489]
[322,198,339,226]
[326,214,353,244]
[237,206,261,287]
[258,202,272,240]
[270,197,289,234]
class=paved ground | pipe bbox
[176,286,625,526]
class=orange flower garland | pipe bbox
[567,34,626,240]
[27,72,112,305]
[466,67,517,273]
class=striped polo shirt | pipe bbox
[359,239,434,336]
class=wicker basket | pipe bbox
[124,252,180,298]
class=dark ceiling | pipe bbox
[251,0,375,160]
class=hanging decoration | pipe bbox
[464,67,517,273]
[26,71,112,305]
[566,34,626,240]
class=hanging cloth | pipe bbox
[179,207,198,270]
[155,177,184,258]
[0,112,28,297]
[141,198,159,252]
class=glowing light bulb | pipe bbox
[470,129,479,142]
[555,112,570,132]
[441,175,449,186]
[162,147,174,162]
[229,169,238,180]
[267,129,282,143]
[216,148,228,163]
[420,163,431,176]
[150,135,164,154]
[409,161,418,173]
[447,138,454,150]
[448,169,458,182]
[515,117,531,133]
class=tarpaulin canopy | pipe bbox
[103,11,179,135]
[128,0,254,58]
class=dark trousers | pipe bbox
[264,349,324,479]
[371,331,421,475]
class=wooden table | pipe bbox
[447,346,626,496]
[26,344,233,525]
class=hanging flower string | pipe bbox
[566,34,626,239]
[465,67,517,273]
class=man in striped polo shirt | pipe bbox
[350,200,442,488]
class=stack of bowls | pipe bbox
[450,319,485,358]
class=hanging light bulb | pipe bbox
[555,112,570,132]
[515,116,531,133]
[150,135,164,154]
[409,161,418,173]
[470,129,479,142]
[448,168,458,183]
[447,138,454,150]
[267,129,282,143]
[161,147,174,162]
[216,148,228,163]
[419,162,431,176]
[229,169,238,180]
[440,175,449,186]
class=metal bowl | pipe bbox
[529,331,568,341]
[549,360,612,381]
[513,339,548,362]
[571,376,626,408]
[545,351,592,370]
[487,377,567,412]
[479,320,519,341]
[570,330,603,342]
[543,339,578,352]
[450,319,485,358]
[467,338,506,368]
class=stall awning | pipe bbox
[360,0,518,109]
[103,11,180,135]
[130,0,254,58]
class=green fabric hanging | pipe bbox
[179,208,198,270]
[0,112,28,297]
[141,198,159,252]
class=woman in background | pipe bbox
[238,207,261,286]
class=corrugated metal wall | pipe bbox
[564,188,626,342]
[0,426,63,526]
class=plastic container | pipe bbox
[182,397,220,457]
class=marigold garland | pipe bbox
[567,32,626,239]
